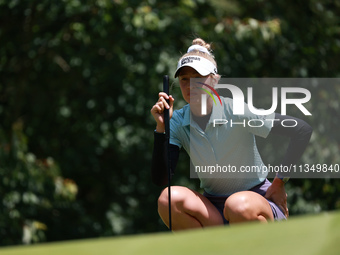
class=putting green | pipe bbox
[1,211,339,255]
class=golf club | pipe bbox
[163,75,172,231]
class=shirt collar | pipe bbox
[208,98,224,125]
[182,105,191,127]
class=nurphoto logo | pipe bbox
[199,83,312,116]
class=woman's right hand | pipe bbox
[150,92,175,133]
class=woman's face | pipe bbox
[178,67,211,104]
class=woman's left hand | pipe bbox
[265,178,289,218]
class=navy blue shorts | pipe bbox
[203,179,287,224]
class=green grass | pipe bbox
[1,211,340,255]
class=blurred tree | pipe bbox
[0,121,78,245]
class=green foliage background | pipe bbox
[0,0,339,246]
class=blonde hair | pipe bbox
[180,38,217,68]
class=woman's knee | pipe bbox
[157,186,187,214]
[224,192,252,221]
[224,191,273,223]
[157,186,224,228]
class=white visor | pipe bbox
[174,56,217,78]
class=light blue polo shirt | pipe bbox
[170,96,275,196]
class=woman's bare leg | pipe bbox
[224,191,274,224]
[158,186,224,230]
